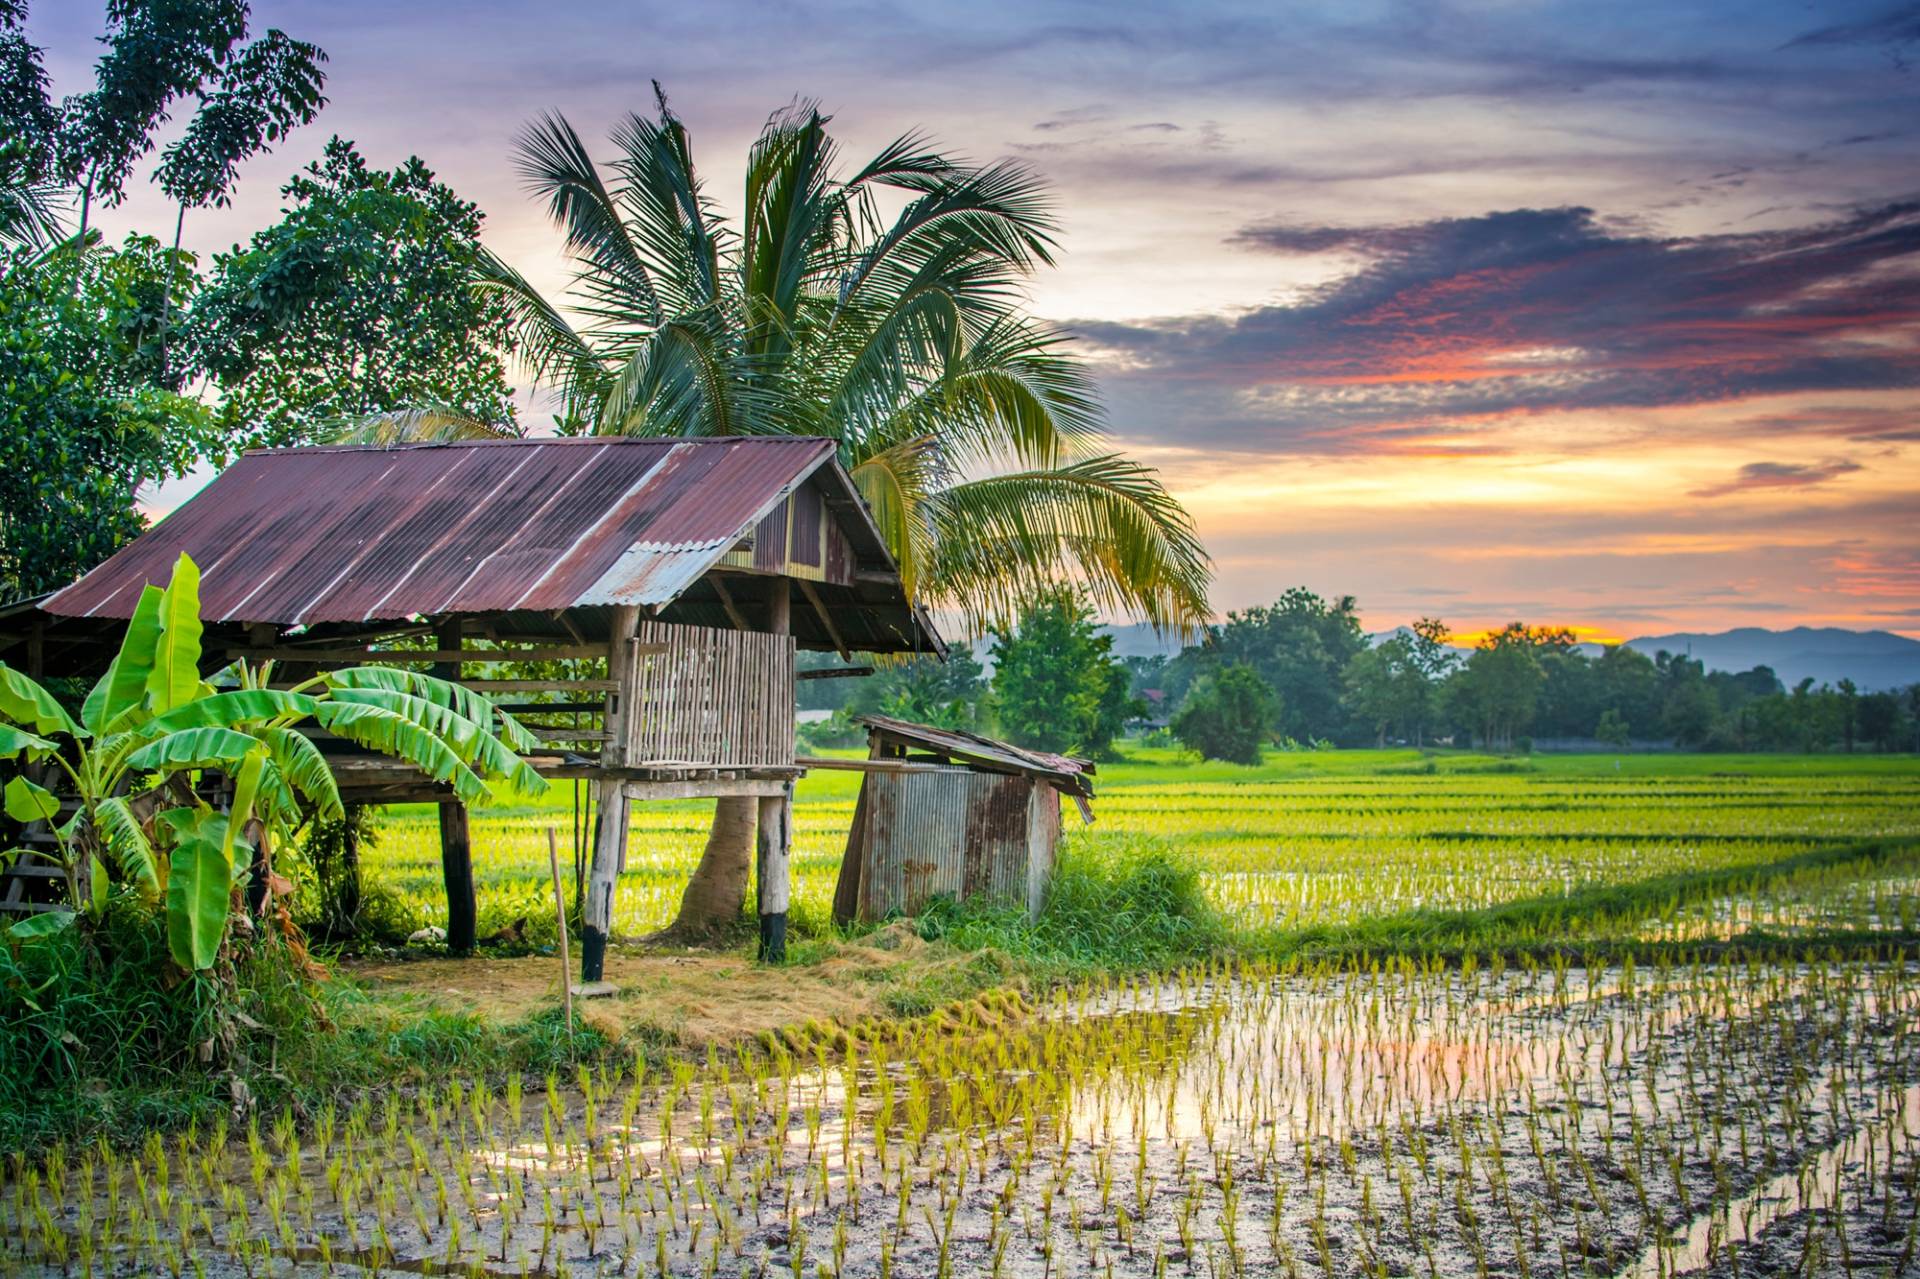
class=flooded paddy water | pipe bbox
[7,954,1918,1278]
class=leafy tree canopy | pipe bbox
[1163,587,1364,742]
[0,238,216,599]
[192,137,517,445]
[990,590,1140,758]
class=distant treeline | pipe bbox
[802,588,1920,760]
[1140,589,1918,756]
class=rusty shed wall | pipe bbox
[856,770,1057,920]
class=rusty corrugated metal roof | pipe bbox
[44,437,867,625]
[856,714,1095,796]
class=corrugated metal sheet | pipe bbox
[856,769,1056,920]
[856,714,1094,796]
[44,437,860,625]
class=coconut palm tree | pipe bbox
[354,88,1211,937]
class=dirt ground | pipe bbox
[336,924,995,1048]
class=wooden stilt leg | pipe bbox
[438,800,476,953]
[433,616,477,956]
[756,782,793,962]
[582,783,627,981]
[582,603,640,984]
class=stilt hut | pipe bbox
[828,715,1094,924]
[1,437,941,976]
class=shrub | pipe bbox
[917,843,1225,970]
[1171,663,1274,764]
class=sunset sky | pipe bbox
[37,0,1920,639]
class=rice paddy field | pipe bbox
[8,750,1920,1277]
[357,749,1920,949]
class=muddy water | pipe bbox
[1620,1080,1920,1277]
[5,960,1919,1277]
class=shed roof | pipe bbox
[40,437,938,651]
[857,713,1095,797]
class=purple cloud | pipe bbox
[1075,202,1920,453]
[1689,458,1866,497]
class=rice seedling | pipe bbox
[7,949,1920,1276]
[348,754,1920,953]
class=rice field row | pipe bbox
[353,752,1920,946]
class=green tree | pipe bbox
[0,2,329,599]
[0,236,216,599]
[848,649,986,730]
[1594,707,1631,747]
[1167,588,1364,742]
[1656,652,1719,748]
[1592,644,1662,734]
[1343,634,1434,747]
[991,591,1139,758]
[1172,663,1273,764]
[44,2,326,258]
[353,92,1210,936]
[1447,624,1549,751]
[1855,691,1903,753]
[193,138,516,445]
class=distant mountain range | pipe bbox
[1623,628,1920,691]
[1101,623,1920,691]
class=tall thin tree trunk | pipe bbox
[156,203,185,387]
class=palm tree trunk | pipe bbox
[665,796,756,938]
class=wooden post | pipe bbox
[757,782,793,962]
[581,604,639,982]
[434,618,477,954]
[759,579,792,960]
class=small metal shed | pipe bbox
[828,715,1094,924]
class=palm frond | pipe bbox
[514,111,664,327]
[876,318,1105,472]
[842,130,959,191]
[742,104,846,355]
[472,248,609,413]
[837,158,1059,315]
[595,312,744,436]
[925,455,1212,636]
[606,96,731,317]
[848,433,942,598]
[328,407,523,446]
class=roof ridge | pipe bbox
[245,436,838,457]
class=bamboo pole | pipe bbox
[547,826,572,1040]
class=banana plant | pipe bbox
[0,553,546,968]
